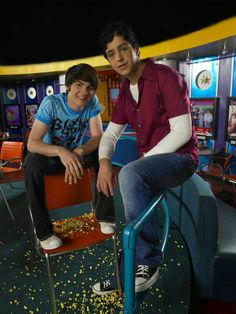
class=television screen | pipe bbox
[190,97,219,140]
[226,97,236,145]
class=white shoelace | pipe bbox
[136,265,150,279]
[102,280,111,288]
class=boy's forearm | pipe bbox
[27,139,66,157]
[73,135,102,156]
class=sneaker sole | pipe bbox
[40,244,62,250]
[92,286,118,296]
[100,228,115,234]
[39,241,62,250]
[135,268,160,293]
[99,223,116,235]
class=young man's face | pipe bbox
[67,80,95,110]
[105,35,139,77]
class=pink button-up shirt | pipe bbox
[111,58,198,164]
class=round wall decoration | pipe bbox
[196,70,213,90]
[27,87,37,99]
[46,85,54,96]
[7,88,17,100]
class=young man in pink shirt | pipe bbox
[92,21,198,295]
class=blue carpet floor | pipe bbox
[0,182,191,313]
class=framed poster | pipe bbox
[109,87,119,103]
[191,97,219,140]
[225,97,236,145]
[25,104,39,128]
[4,105,21,128]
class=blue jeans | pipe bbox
[111,152,196,288]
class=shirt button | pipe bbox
[138,124,141,128]
[136,108,139,112]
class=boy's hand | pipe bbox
[97,159,114,197]
[58,149,84,184]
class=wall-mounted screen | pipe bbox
[190,97,219,140]
[225,96,236,145]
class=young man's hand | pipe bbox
[97,158,115,197]
[58,149,84,184]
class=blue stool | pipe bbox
[123,191,170,314]
[112,143,170,313]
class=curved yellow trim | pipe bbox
[0,55,108,76]
[0,16,235,76]
[140,16,236,58]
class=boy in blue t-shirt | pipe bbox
[24,64,115,250]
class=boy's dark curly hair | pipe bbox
[99,21,139,58]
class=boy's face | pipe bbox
[105,35,139,77]
[67,80,95,110]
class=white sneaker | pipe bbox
[40,234,62,250]
[99,222,115,234]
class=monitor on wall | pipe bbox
[225,96,236,145]
[190,97,219,140]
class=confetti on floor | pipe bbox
[0,182,191,313]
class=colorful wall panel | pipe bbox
[4,104,21,129]
[25,104,39,128]
[232,55,236,96]
[24,83,39,104]
[43,80,55,96]
[191,58,219,98]
[2,85,19,105]
[97,70,122,122]
[96,80,109,122]
[0,76,60,135]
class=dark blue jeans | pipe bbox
[24,150,115,240]
[111,152,196,288]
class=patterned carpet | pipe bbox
[0,182,191,314]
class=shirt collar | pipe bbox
[140,58,156,82]
[121,58,155,91]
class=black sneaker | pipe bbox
[135,265,159,292]
[92,279,118,295]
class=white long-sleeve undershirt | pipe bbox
[98,113,192,160]
[99,122,126,160]
[144,113,192,157]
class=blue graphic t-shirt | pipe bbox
[36,92,101,150]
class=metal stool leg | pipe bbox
[0,185,15,220]
[112,234,123,297]
[45,253,57,314]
